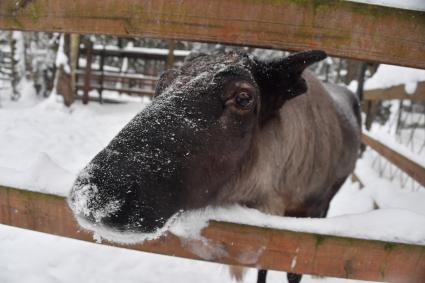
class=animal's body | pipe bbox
[214,70,360,219]
[69,50,361,283]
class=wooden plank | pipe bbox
[80,48,188,61]
[0,0,424,68]
[75,70,159,82]
[0,185,424,283]
[362,133,425,187]
[167,40,176,69]
[364,82,425,101]
[75,83,155,96]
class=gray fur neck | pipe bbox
[215,71,360,217]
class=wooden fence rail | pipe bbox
[364,82,425,101]
[362,133,425,187]
[0,0,424,69]
[1,1,425,281]
[0,185,424,283]
[80,47,189,61]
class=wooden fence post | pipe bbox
[69,34,80,100]
[82,40,93,105]
[167,40,176,69]
[55,34,74,107]
[98,47,105,104]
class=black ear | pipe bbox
[253,50,327,124]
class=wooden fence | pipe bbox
[364,82,425,101]
[76,44,189,100]
[1,0,425,282]
[75,70,158,97]
[0,184,424,283]
[0,0,424,68]
[362,134,425,188]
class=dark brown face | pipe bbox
[68,50,326,234]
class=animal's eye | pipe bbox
[234,91,254,108]
[224,81,256,112]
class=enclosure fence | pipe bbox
[0,1,425,282]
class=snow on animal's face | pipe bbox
[68,50,327,235]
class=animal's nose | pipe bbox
[68,180,161,233]
[69,182,122,225]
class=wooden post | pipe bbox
[166,40,176,70]
[69,34,80,99]
[82,40,93,105]
[55,34,74,107]
[8,31,19,100]
[98,47,105,104]
[356,62,368,102]
[364,101,380,131]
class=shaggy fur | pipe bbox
[215,71,360,218]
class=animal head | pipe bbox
[68,50,327,234]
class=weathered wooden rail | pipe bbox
[0,184,424,283]
[76,44,186,101]
[80,46,190,61]
[364,82,425,101]
[362,133,425,188]
[0,0,424,69]
[1,0,425,281]
[75,70,157,97]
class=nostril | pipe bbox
[90,199,122,223]
[69,183,98,218]
[69,182,122,225]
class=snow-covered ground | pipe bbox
[1,81,424,282]
[0,223,383,283]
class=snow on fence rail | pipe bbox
[364,82,425,101]
[80,46,190,61]
[0,0,424,69]
[0,184,424,283]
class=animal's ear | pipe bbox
[154,69,179,97]
[253,50,327,124]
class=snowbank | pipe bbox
[0,91,144,195]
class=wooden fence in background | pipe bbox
[1,0,425,282]
[362,134,425,188]
[364,82,425,101]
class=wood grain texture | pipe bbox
[0,0,424,68]
[0,185,424,282]
[362,133,425,187]
[364,82,425,101]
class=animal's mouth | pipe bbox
[72,212,178,244]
